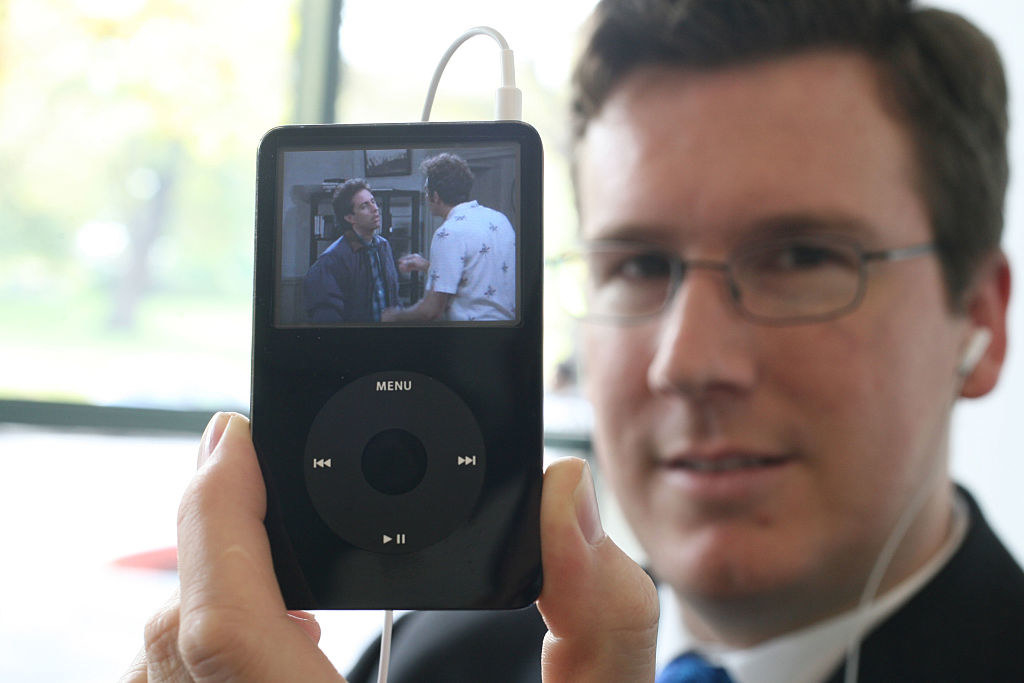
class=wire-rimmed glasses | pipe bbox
[547,233,935,325]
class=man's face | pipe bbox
[423,182,444,217]
[577,52,972,640]
[346,188,380,237]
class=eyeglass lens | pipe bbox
[555,236,867,323]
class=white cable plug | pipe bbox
[421,26,522,121]
[495,47,523,120]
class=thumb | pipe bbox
[537,458,659,682]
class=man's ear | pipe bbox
[959,251,1011,398]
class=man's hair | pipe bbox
[422,153,474,206]
[571,0,1009,308]
[332,178,371,230]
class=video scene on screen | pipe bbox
[275,143,521,327]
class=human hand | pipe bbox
[380,307,399,322]
[537,458,659,682]
[397,253,429,273]
[124,416,657,682]
[121,413,343,682]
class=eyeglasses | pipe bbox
[547,234,936,325]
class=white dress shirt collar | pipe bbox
[656,492,969,683]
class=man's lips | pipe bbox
[654,447,796,500]
[659,449,794,474]
[643,436,800,505]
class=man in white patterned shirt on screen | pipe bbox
[383,152,516,323]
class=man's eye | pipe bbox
[756,242,858,271]
[589,251,671,285]
[617,252,672,279]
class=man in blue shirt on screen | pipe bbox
[304,178,400,324]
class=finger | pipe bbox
[195,410,230,468]
[537,458,659,682]
[141,592,192,681]
[288,610,323,645]
[175,413,341,681]
[119,646,149,683]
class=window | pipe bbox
[0,0,300,416]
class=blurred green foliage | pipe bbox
[0,0,294,310]
[0,0,297,404]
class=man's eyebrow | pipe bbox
[585,213,886,247]
[583,222,683,245]
[741,213,883,242]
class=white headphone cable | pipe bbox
[421,26,522,121]
[377,609,394,683]
[374,24,521,683]
[842,462,944,683]
[843,329,984,682]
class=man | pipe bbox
[304,178,400,323]
[382,153,516,322]
[128,1,1023,681]
[563,0,1021,677]
[354,0,1022,679]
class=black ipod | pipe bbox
[250,122,543,610]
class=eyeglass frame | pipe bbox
[546,234,937,326]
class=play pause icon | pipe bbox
[382,533,407,545]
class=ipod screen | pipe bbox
[273,142,522,327]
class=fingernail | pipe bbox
[574,461,605,546]
[197,412,231,467]
[288,610,322,644]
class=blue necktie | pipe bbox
[656,652,734,683]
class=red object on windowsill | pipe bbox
[112,546,178,571]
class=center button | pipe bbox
[361,428,428,495]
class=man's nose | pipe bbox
[646,268,757,398]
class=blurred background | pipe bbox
[0,0,1021,679]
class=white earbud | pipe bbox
[958,327,992,377]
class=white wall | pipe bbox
[926,0,1024,563]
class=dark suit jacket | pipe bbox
[348,488,1024,682]
[304,231,400,323]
